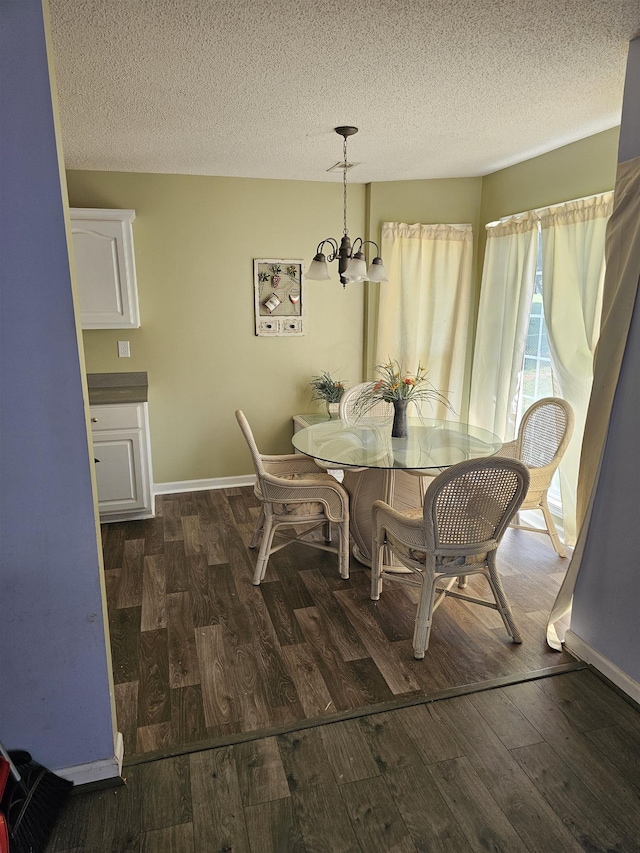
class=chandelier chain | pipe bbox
[343,134,348,236]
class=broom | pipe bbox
[0,742,73,853]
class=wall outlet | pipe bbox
[117,340,130,358]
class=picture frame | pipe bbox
[254,258,304,336]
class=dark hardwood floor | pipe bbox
[103,487,576,761]
[46,669,640,852]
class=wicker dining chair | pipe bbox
[236,410,350,585]
[371,456,530,659]
[498,397,574,557]
[339,382,394,423]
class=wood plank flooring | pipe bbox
[46,669,640,853]
[103,487,576,760]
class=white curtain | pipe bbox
[539,193,613,544]
[468,215,539,440]
[375,222,473,419]
[547,159,640,650]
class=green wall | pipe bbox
[478,127,620,284]
[480,127,619,223]
[68,128,620,484]
[67,172,366,483]
[368,177,484,251]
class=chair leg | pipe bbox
[370,536,384,601]
[485,555,522,643]
[339,518,350,579]
[412,571,438,659]
[249,506,265,549]
[457,575,468,589]
[541,496,566,557]
[253,515,275,585]
[324,520,332,544]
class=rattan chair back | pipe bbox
[339,382,394,424]
[517,397,573,469]
[235,408,266,479]
[423,456,530,558]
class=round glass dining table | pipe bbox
[292,417,503,566]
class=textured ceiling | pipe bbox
[48,0,640,182]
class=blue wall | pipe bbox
[571,37,640,684]
[0,0,116,773]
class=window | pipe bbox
[516,232,554,423]
[515,227,561,508]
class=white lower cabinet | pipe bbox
[90,402,154,521]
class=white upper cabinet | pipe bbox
[70,208,140,329]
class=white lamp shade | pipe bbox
[344,255,367,282]
[306,257,331,280]
[366,258,388,282]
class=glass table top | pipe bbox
[292,417,503,470]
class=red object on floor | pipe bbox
[0,757,10,853]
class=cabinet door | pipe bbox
[70,209,140,329]
[93,429,146,512]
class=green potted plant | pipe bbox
[309,371,346,417]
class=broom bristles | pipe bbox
[4,753,73,853]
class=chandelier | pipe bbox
[306,127,388,288]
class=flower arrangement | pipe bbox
[354,360,452,420]
[309,370,346,404]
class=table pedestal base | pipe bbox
[343,467,432,571]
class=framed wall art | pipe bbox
[254,259,304,336]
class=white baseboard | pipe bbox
[154,474,255,495]
[58,731,124,786]
[564,630,640,704]
[100,508,156,523]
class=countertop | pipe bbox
[87,372,148,405]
